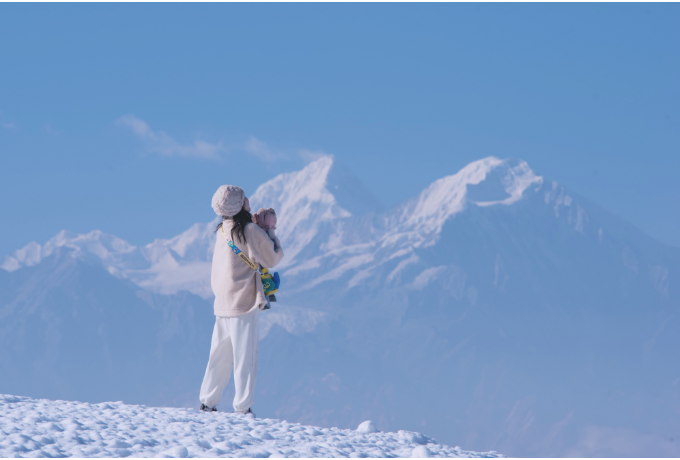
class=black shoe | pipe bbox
[200,403,217,412]
[235,408,256,417]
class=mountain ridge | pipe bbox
[2,155,677,300]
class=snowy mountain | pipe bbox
[0,393,503,458]
[2,155,679,457]
[0,155,383,297]
[1,222,217,299]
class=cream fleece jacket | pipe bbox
[211,220,284,317]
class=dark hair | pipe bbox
[214,208,253,244]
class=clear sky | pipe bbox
[1,3,679,257]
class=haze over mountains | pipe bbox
[2,156,678,457]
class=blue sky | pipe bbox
[1,3,679,257]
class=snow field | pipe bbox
[0,395,503,458]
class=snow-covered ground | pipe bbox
[0,394,503,458]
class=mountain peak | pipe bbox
[1,229,137,272]
[397,157,543,237]
[250,155,383,266]
[465,157,543,207]
[251,155,382,217]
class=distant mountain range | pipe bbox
[2,156,679,457]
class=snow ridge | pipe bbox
[250,155,366,268]
[250,156,345,268]
[396,157,543,240]
[1,155,547,298]
[0,229,140,273]
[0,222,219,299]
[0,394,503,458]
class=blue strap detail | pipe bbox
[227,240,241,255]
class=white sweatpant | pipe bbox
[199,309,259,411]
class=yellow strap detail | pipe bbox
[238,252,259,271]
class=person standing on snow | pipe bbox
[199,185,284,415]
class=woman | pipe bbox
[199,185,284,414]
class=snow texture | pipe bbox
[0,394,502,458]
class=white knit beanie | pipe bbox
[212,185,245,218]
